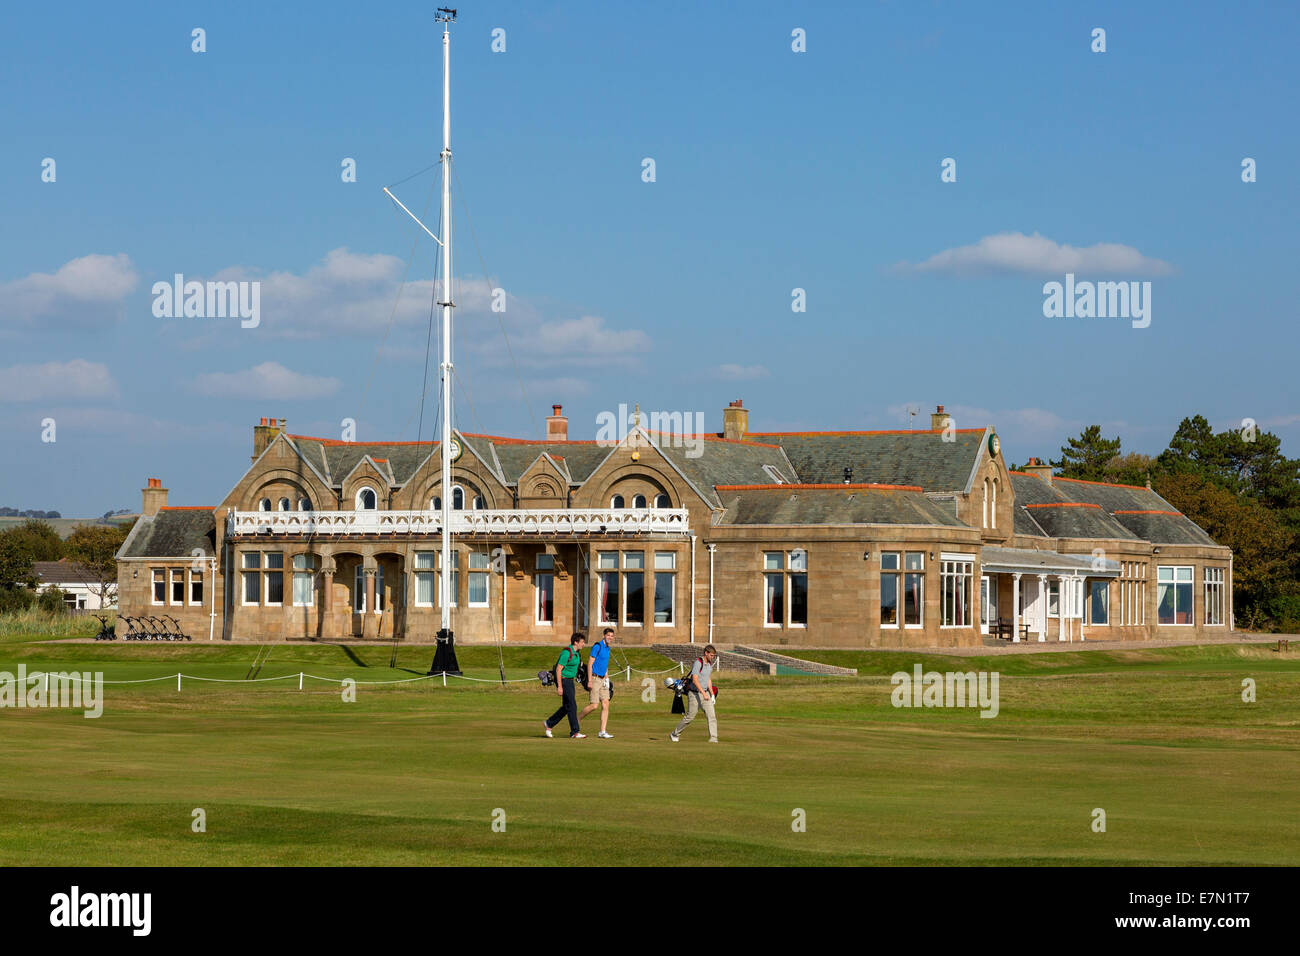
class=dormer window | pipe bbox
[356,487,378,510]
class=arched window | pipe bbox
[982,478,989,529]
[259,498,272,512]
[298,497,312,511]
[632,494,647,509]
[610,494,625,509]
[431,496,442,511]
[473,495,486,510]
[654,493,670,509]
[990,479,998,529]
[452,486,465,510]
[356,487,378,510]
[278,497,291,512]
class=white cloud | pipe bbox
[893,232,1174,277]
[193,362,341,400]
[204,248,651,372]
[0,359,119,402]
[716,363,770,381]
[0,254,138,327]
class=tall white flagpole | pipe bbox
[437,9,455,639]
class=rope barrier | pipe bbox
[15,665,680,688]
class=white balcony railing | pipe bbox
[226,507,691,538]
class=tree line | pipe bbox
[0,519,135,613]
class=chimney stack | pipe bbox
[723,399,749,441]
[546,404,568,442]
[253,416,282,462]
[1024,457,1053,485]
[142,478,169,516]
[930,404,951,431]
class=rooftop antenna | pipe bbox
[385,5,461,675]
[907,406,918,431]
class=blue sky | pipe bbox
[1,0,1297,515]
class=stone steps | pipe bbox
[649,644,775,676]
[733,645,857,676]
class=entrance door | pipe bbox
[980,575,997,634]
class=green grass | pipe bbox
[1,642,1298,866]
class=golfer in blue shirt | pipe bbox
[579,627,616,738]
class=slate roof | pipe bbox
[661,440,796,507]
[32,560,98,583]
[1050,477,1220,546]
[1013,507,1049,537]
[1022,504,1139,540]
[981,546,1120,575]
[717,486,969,527]
[118,509,217,559]
[756,430,986,493]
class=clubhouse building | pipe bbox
[115,403,1233,647]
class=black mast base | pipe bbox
[428,628,462,676]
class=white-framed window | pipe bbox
[473,494,486,510]
[1047,580,1060,618]
[880,552,900,627]
[356,487,378,510]
[940,557,974,628]
[654,551,675,625]
[903,552,923,627]
[414,552,436,606]
[468,550,490,607]
[152,568,165,605]
[298,497,312,511]
[430,496,442,511]
[169,568,185,605]
[597,551,619,625]
[654,493,670,508]
[292,554,315,607]
[452,486,465,510]
[1157,566,1194,625]
[990,479,997,529]
[982,478,990,529]
[1204,567,1225,626]
[535,553,555,624]
[1088,579,1109,625]
[623,551,645,625]
[762,465,785,484]
[763,550,808,628]
[610,494,625,509]
[632,493,647,509]
[241,552,261,605]
[189,569,204,606]
[258,498,272,512]
[278,497,291,511]
[264,552,284,606]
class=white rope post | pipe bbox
[177,672,181,692]
[299,672,303,690]
[442,671,447,687]
[679,661,684,674]
[626,665,630,682]
[44,672,49,694]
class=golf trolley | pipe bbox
[92,614,116,641]
[119,615,191,641]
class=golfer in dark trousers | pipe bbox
[542,632,587,739]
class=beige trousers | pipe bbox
[673,690,717,740]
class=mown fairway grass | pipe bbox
[0,640,1297,866]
